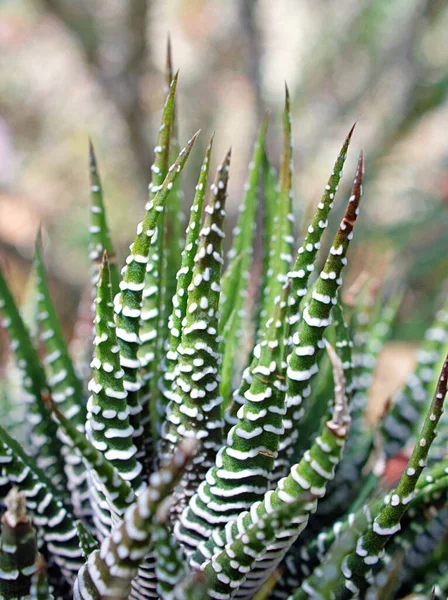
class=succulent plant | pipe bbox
[1,46,448,600]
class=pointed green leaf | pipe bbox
[286,123,355,336]
[258,86,295,326]
[50,399,136,529]
[220,116,268,330]
[277,151,364,477]
[88,140,120,298]
[338,353,448,597]
[176,282,290,555]
[73,440,197,600]
[114,130,199,470]
[138,73,179,452]
[0,424,84,584]
[164,150,230,501]
[195,342,350,599]
[0,268,66,489]
[157,136,214,440]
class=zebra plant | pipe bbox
[1,46,448,600]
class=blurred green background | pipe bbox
[1,0,448,369]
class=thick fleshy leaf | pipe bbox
[73,439,197,600]
[138,73,179,449]
[275,151,364,478]
[164,150,230,504]
[0,424,84,583]
[176,283,290,553]
[157,136,214,440]
[0,268,66,489]
[88,140,120,298]
[336,353,448,597]
[34,236,90,519]
[114,129,199,470]
[194,342,350,599]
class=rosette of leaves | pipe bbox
[1,45,448,600]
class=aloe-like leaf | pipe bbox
[219,118,268,407]
[86,253,143,493]
[161,41,184,355]
[236,342,351,598]
[381,295,448,459]
[258,86,295,327]
[375,506,448,598]
[157,137,214,440]
[34,237,90,519]
[201,495,318,600]
[0,489,39,599]
[164,150,230,503]
[336,352,448,598]
[50,399,135,528]
[0,267,39,444]
[286,123,355,337]
[0,424,84,584]
[254,150,278,333]
[72,439,197,600]
[275,151,364,478]
[85,253,142,537]
[114,129,199,469]
[313,288,402,523]
[72,449,158,600]
[88,139,120,298]
[138,73,178,448]
[220,116,268,331]
[194,342,350,599]
[288,296,355,468]
[282,461,448,596]
[33,236,86,419]
[177,282,290,554]
[226,90,294,429]
[0,268,66,489]
[292,511,369,600]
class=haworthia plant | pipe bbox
[1,53,448,600]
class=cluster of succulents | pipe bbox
[1,47,448,600]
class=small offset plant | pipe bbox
[1,46,448,600]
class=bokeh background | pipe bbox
[1,0,448,406]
